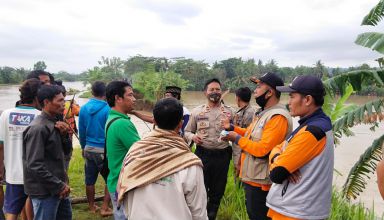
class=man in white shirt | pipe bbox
[0,79,41,220]
[117,98,208,220]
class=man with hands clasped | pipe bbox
[266,75,334,220]
[221,72,292,220]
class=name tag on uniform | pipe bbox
[197,116,209,121]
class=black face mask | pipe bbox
[208,93,221,103]
[255,90,270,109]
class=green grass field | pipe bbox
[69,148,382,220]
[69,148,113,220]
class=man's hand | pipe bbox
[192,135,203,145]
[59,184,71,199]
[221,117,231,130]
[221,131,238,142]
[288,170,302,184]
[55,121,70,135]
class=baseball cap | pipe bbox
[276,75,325,96]
[250,72,284,89]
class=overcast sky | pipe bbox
[0,0,382,73]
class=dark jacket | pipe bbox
[23,111,67,198]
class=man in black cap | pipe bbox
[164,86,190,136]
[221,72,293,220]
[266,75,334,220]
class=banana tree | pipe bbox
[324,0,384,200]
[323,70,384,200]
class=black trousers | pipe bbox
[195,146,231,220]
[243,183,271,220]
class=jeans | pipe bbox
[110,191,127,220]
[31,196,72,220]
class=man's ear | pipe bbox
[175,119,183,132]
[305,95,313,106]
[43,99,50,108]
[115,95,121,103]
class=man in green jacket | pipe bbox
[105,81,140,220]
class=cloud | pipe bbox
[0,0,381,72]
[132,0,201,25]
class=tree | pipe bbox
[133,71,189,103]
[124,55,157,76]
[264,59,279,73]
[213,57,243,79]
[170,58,211,91]
[314,60,327,79]
[33,61,47,71]
[322,1,384,200]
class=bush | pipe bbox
[132,71,189,103]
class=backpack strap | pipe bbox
[104,117,122,160]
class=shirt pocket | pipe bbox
[197,120,209,137]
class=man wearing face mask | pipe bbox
[184,78,234,220]
[221,72,292,220]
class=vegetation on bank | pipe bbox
[1,56,383,94]
[68,148,382,220]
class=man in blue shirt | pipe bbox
[79,81,112,216]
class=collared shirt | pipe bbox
[23,111,67,198]
[185,104,234,150]
[232,104,255,168]
[234,104,255,128]
[106,109,140,193]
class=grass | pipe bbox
[217,162,382,220]
[79,90,92,98]
[69,148,382,220]
[69,148,113,220]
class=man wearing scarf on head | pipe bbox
[117,98,207,220]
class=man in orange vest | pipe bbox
[222,73,292,220]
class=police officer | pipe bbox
[184,78,234,220]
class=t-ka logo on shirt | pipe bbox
[9,113,35,126]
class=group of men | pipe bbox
[0,69,334,220]
[115,72,334,220]
[0,70,82,220]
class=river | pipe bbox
[1,82,383,215]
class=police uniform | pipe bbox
[232,104,255,173]
[184,103,234,220]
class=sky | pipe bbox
[0,0,382,73]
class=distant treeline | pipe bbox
[1,57,382,96]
